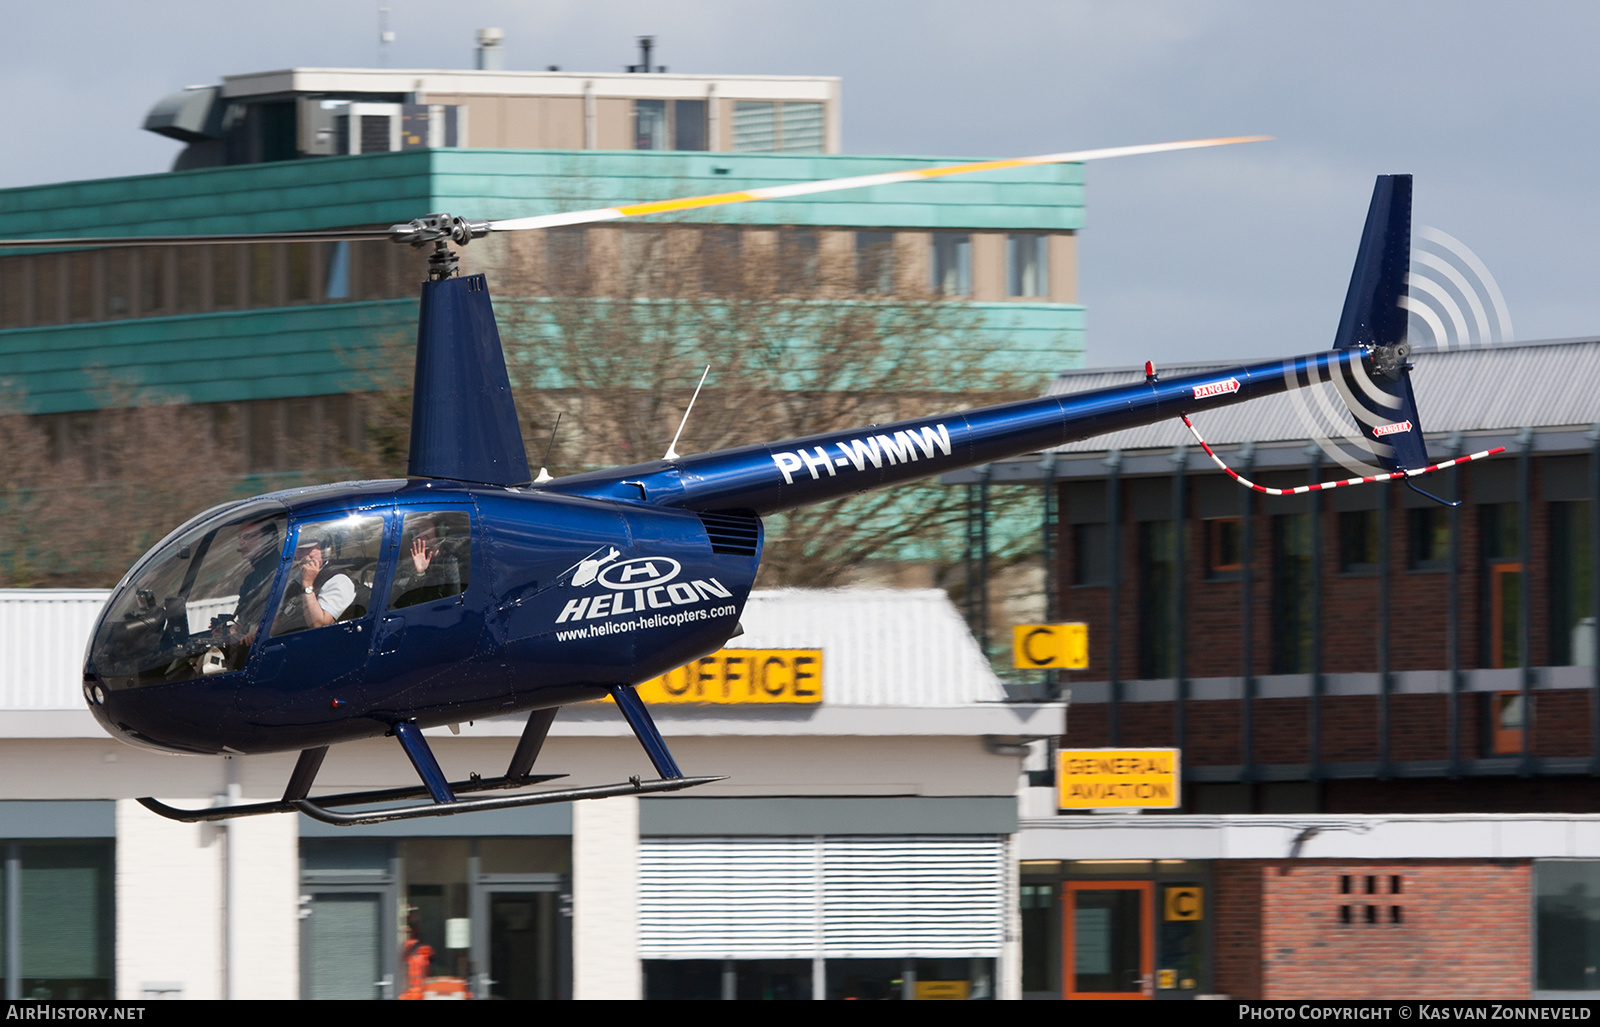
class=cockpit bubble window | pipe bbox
[89,502,288,689]
[390,510,472,609]
[271,514,387,637]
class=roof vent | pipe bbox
[476,27,505,71]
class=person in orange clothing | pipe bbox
[399,913,433,1001]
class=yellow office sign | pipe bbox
[1013,623,1088,670]
[635,649,822,704]
[1057,747,1181,809]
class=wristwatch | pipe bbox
[303,586,315,594]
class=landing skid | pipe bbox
[137,770,569,824]
[293,774,723,826]
[136,685,715,824]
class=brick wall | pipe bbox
[1053,458,1592,776]
[1057,461,1568,683]
[1214,860,1531,999]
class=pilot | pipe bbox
[230,518,281,647]
[290,533,355,630]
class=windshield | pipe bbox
[89,500,288,689]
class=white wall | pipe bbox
[115,800,223,1000]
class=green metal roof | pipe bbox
[0,298,1081,416]
[0,150,1086,414]
[0,149,1084,237]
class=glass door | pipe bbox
[471,882,570,1000]
[1064,881,1152,1000]
[302,889,396,1000]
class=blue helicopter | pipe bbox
[3,138,1493,825]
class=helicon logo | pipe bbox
[597,558,682,590]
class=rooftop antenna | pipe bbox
[378,7,394,67]
[628,36,664,73]
[663,365,710,462]
[533,412,562,484]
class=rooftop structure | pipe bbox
[146,41,840,171]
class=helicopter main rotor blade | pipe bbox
[486,135,1270,233]
[0,228,395,250]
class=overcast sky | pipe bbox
[2,1,1596,368]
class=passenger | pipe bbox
[289,533,355,630]
[391,515,463,607]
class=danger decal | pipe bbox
[1191,378,1241,400]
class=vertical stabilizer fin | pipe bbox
[1330,175,1430,473]
[408,274,533,486]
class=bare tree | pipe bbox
[0,389,352,588]
[490,224,1039,589]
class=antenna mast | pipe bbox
[663,366,711,462]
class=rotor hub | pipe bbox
[387,213,491,280]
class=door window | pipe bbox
[390,510,472,610]
[270,514,386,636]
[1065,881,1152,999]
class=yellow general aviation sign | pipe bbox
[1013,623,1088,670]
[1057,748,1181,809]
[631,649,822,704]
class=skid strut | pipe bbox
[138,690,717,825]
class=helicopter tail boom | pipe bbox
[544,350,1348,515]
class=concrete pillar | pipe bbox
[114,797,300,1000]
[571,795,640,999]
[226,806,299,999]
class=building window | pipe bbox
[1272,513,1313,673]
[1008,233,1048,298]
[1536,861,1600,993]
[1409,506,1451,571]
[0,256,26,328]
[323,241,350,300]
[285,243,313,304]
[302,837,571,1000]
[248,243,275,307]
[1551,500,1594,667]
[644,959,814,1000]
[732,102,776,151]
[778,103,825,153]
[674,99,707,151]
[855,231,896,295]
[212,245,239,309]
[34,254,62,324]
[1487,690,1528,755]
[700,228,742,295]
[1338,510,1379,574]
[1073,523,1110,586]
[1020,882,1058,995]
[1139,520,1177,678]
[1482,503,1523,668]
[778,229,820,292]
[543,226,587,296]
[1204,517,1243,579]
[104,250,132,318]
[732,101,824,152]
[930,233,971,296]
[634,99,668,150]
[0,842,116,1000]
